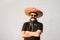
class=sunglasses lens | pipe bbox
[31,15,32,16]
[31,15,37,16]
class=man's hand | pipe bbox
[21,31,32,38]
[25,31,33,36]
[25,31,29,34]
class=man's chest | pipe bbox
[26,23,38,32]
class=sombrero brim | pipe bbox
[24,8,43,18]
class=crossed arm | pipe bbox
[21,30,42,38]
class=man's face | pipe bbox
[29,13,37,21]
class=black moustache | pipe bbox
[31,17,35,18]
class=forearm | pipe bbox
[22,30,42,38]
[29,30,42,37]
[22,32,32,38]
[29,32,40,37]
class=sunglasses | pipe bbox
[30,15,37,16]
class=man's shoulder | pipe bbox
[37,22,43,25]
[24,21,29,24]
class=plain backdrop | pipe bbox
[0,0,60,40]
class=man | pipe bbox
[21,8,43,40]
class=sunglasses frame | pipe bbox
[30,14,37,17]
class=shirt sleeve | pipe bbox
[38,23,43,32]
[21,23,27,31]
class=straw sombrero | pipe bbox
[24,8,43,18]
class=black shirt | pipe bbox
[22,20,43,40]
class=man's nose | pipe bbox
[31,16,35,18]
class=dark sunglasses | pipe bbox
[30,15,37,16]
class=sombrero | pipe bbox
[24,8,43,18]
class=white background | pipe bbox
[0,0,60,40]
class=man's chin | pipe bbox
[31,19,35,21]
